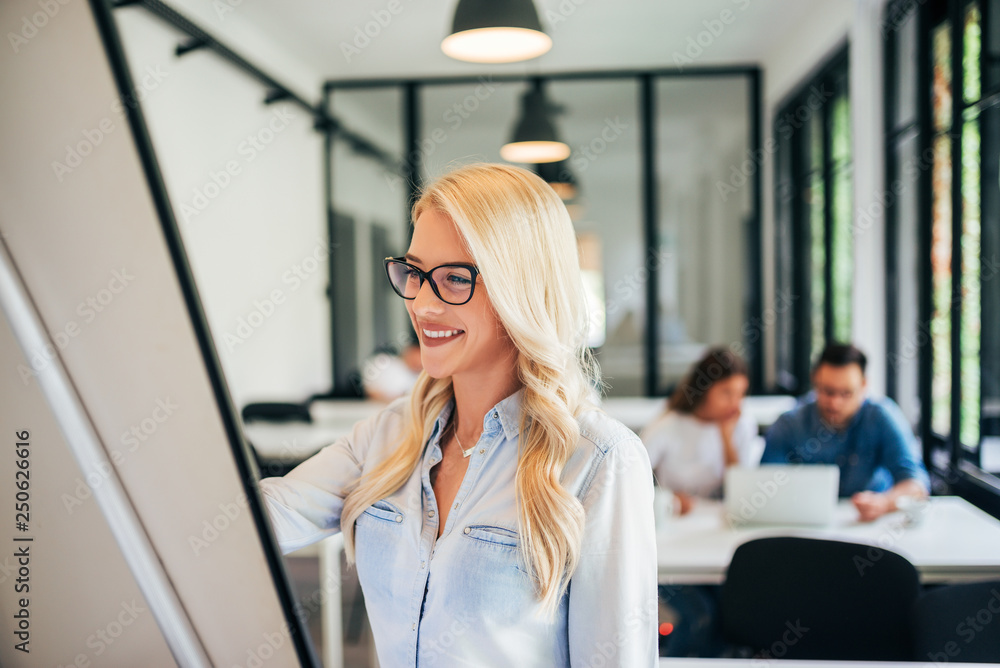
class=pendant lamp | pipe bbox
[500,80,570,164]
[442,0,552,64]
[535,159,578,201]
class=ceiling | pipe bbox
[224,0,838,83]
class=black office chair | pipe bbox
[912,580,1000,663]
[241,401,312,423]
[720,536,921,661]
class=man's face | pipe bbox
[812,363,867,429]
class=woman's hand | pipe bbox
[720,410,741,467]
[674,491,695,516]
[720,410,741,442]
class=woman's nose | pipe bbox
[411,278,444,314]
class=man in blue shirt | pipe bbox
[762,342,929,521]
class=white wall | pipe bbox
[114,0,888,402]
[114,6,330,407]
[849,0,892,397]
[758,0,898,393]
[328,89,413,370]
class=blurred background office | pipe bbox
[70,0,1000,663]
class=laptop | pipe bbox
[723,465,840,528]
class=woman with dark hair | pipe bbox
[641,347,762,657]
[641,346,762,515]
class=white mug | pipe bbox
[653,488,676,529]
[896,495,929,528]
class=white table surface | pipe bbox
[245,395,797,460]
[659,661,990,667]
[243,399,384,459]
[657,496,1000,584]
[601,395,797,434]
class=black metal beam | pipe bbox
[917,1,935,465]
[403,81,421,237]
[89,0,321,664]
[116,0,403,173]
[949,0,964,464]
[325,65,761,90]
[748,68,764,394]
[639,74,659,397]
[822,74,835,344]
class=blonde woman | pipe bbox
[259,164,658,666]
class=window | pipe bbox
[327,70,764,398]
[773,48,853,393]
[885,0,1000,509]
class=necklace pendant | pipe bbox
[452,421,475,458]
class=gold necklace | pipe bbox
[452,420,475,458]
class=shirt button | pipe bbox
[479,449,485,455]
[412,623,416,631]
[395,515,403,523]
[493,412,499,419]
[453,503,459,509]
[463,527,471,534]
[428,510,435,517]
[421,561,426,569]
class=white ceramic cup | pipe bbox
[896,495,930,528]
[653,488,676,529]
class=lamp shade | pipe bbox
[442,0,552,63]
[500,82,570,164]
[535,159,578,200]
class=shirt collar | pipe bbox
[429,400,453,446]
[428,387,524,443]
[490,388,523,441]
[811,396,870,433]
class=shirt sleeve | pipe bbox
[568,434,659,668]
[874,400,930,491]
[257,405,388,555]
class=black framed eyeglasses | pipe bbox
[383,257,480,306]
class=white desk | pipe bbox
[601,395,796,435]
[244,395,798,462]
[243,399,384,460]
[659,661,989,667]
[658,496,1000,584]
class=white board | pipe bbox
[0,1,316,665]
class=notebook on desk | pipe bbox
[723,465,840,527]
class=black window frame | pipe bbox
[884,0,1000,516]
[773,46,852,394]
[325,69,766,398]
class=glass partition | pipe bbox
[330,71,761,399]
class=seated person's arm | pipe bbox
[640,417,695,515]
[761,414,796,464]
[852,479,927,522]
[852,402,929,522]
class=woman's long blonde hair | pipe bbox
[339,163,598,616]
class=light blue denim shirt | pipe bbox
[258,390,658,667]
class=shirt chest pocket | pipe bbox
[451,524,536,622]
[463,524,520,551]
[359,499,405,524]
[354,499,406,602]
